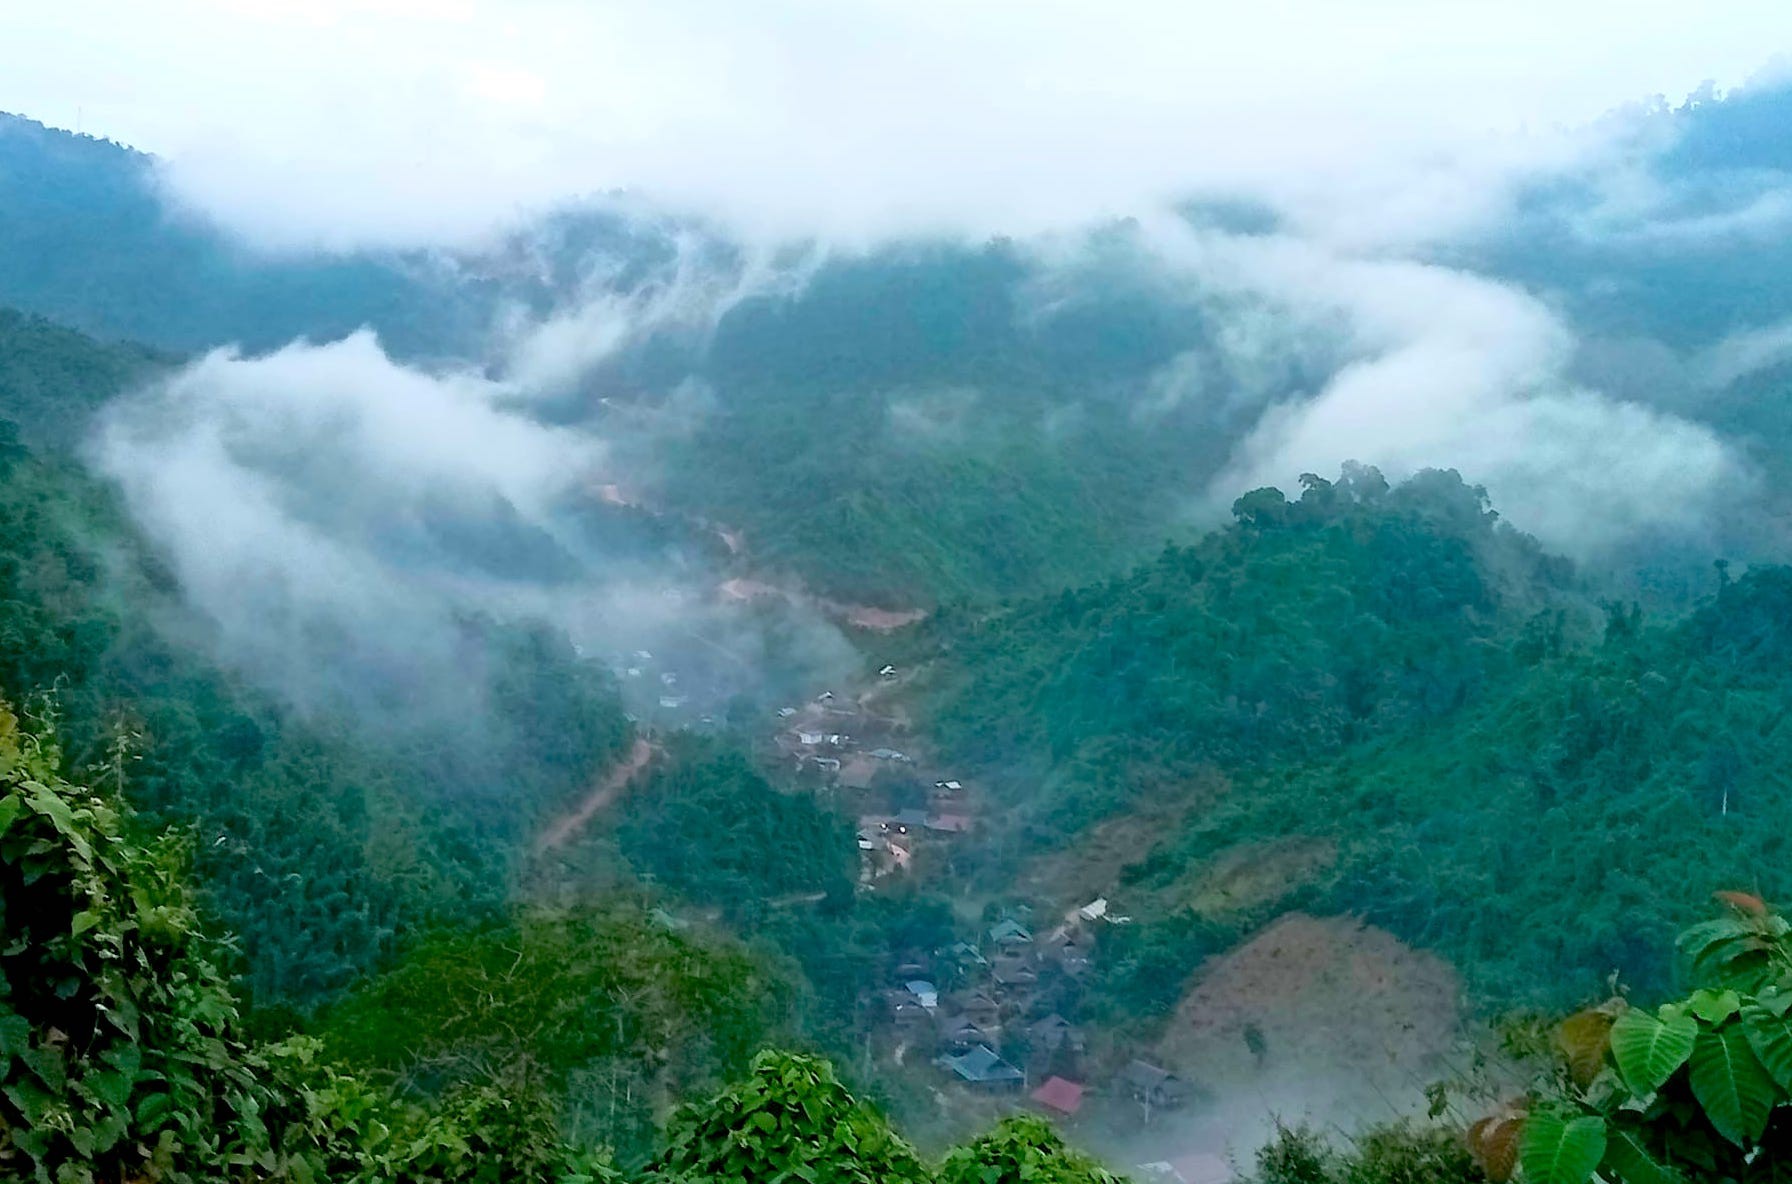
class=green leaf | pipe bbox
[19,1044,66,1091]
[26,783,74,832]
[4,1078,56,1127]
[1678,918,1754,964]
[1689,988,1742,1024]
[1757,987,1792,1018]
[1601,1127,1681,1184]
[136,1089,174,1132]
[1741,1004,1792,1091]
[1687,1024,1775,1146]
[81,1068,136,1111]
[0,1012,29,1059]
[1610,1009,1698,1095]
[1519,1113,1606,1184]
[0,792,21,838]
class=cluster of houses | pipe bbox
[767,685,981,882]
[609,648,730,727]
[759,668,1219,1173]
[771,689,897,785]
[876,904,1183,1125]
[856,799,974,879]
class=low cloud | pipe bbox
[1699,316,1792,389]
[1141,223,1750,556]
[94,332,596,712]
[4,2,1786,252]
[94,328,854,727]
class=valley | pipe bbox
[7,55,1792,1183]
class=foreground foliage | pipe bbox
[1464,894,1792,1184]
[1251,1121,1488,1184]
[15,694,1792,1184]
[0,701,613,1182]
[0,704,1138,1182]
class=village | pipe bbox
[753,662,1230,1184]
[581,558,1232,1183]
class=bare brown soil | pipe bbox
[1157,913,1466,1120]
[836,603,928,631]
[535,736,657,854]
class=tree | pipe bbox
[0,698,618,1183]
[649,1050,931,1184]
[1469,894,1792,1183]
[938,1115,1127,1184]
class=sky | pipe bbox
[4,0,1791,251]
[10,0,1790,717]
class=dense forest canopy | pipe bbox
[0,305,642,1014]
[904,467,1792,1009]
[5,62,1792,1184]
[9,79,1792,610]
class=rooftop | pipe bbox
[989,919,1033,944]
[1030,1076,1085,1116]
[1120,1060,1180,1092]
[942,1045,1024,1085]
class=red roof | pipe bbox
[1030,1076,1085,1115]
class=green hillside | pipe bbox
[0,308,638,1013]
[908,467,1792,1012]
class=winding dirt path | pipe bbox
[535,736,656,854]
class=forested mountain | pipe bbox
[0,114,466,355]
[10,65,1792,1184]
[0,306,639,1013]
[916,466,1577,834]
[646,236,1273,605]
[11,81,1792,608]
[1462,82,1792,347]
[902,466,1792,1015]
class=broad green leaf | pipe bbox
[1689,988,1742,1024]
[1757,987,1792,1018]
[1610,1009,1697,1095]
[1687,1024,1775,1146]
[0,1012,28,1059]
[1601,1127,1681,1184]
[19,1044,66,1091]
[1678,918,1754,963]
[1740,1004,1792,1091]
[4,1078,56,1127]
[0,792,21,838]
[81,1068,135,1111]
[136,1089,174,1132]
[27,784,89,860]
[1520,1113,1606,1184]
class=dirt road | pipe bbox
[535,736,656,854]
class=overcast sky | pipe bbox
[4,1,1791,250]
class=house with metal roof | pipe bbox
[939,1045,1025,1091]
